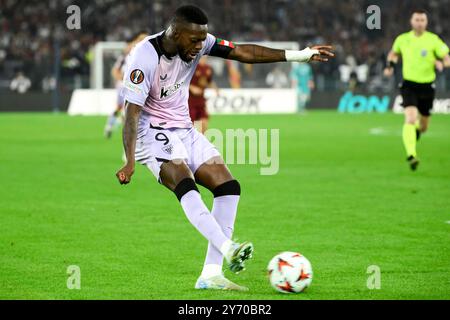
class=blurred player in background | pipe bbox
[290,62,314,112]
[104,31,148,139]
[188,56,219,134]
[384,9,449,170]
[265,66,289,88]
[225,59,241,88]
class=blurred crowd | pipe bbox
[1,0,449,92]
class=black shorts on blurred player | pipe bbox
[400,80,435,116]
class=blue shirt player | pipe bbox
[290,62,314,112]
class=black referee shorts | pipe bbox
[400,80,435,116]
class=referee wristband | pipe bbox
[387,61,396,69]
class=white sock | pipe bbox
[220,239,234,260]
[200,264,223,279]
[179,190,230,252]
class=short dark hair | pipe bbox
[174,5,208,25]
[411,8,428,16]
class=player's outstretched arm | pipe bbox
[227,44,334,64]
[116,101,141,185]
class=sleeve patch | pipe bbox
[130,69,145,84]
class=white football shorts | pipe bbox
[135,126,221,180]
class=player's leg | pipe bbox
[105,105,121,138]
[193,158,251,290]
[195,157,239,270]
[195,156,253,267]
[400,81,420,170]
[117,104,124,123]
[403,106,420,170]
[416,87,434,140]
[419,115,429,134]
[184,129,253,287]
[414,114,429,142]
[195,157,240,253]
[158,160,234,261]
[305,92,311,110]
[297,91,306,113]
[105,101,123,139]
[136,127,235,273]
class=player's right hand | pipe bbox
[309,45,335,62]
[383,67,394,77]
[116,164,135,185]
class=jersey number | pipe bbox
[155,133,169,145]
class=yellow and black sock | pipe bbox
[402,123,417,158]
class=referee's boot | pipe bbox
[407,155,419,171]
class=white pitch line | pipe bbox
[369,127,387,135]
[369,127,405,137]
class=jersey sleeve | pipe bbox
[205,34,236,58]
[201,33,216,56]
[434,36,449,59]
[122,41,158,107]
[392,35,403,54]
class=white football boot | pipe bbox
[224,241,254,274]
[195,274,249,291]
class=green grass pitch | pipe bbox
[1,111,449,300]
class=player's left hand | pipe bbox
[116,164,135,185]
[435,60,444,72]
[309,45,335,62]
